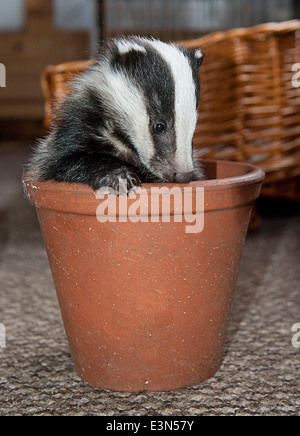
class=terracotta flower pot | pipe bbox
[23,160,264,392]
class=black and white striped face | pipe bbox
[88,37,204,182]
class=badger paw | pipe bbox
[94,168,142,196]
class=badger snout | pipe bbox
[164,171,194,183]
[150,157,195,183]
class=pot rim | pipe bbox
[23,159,265,215]
[23,159,265,195]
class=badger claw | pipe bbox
[94,168,141,195]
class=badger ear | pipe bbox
[182,46,205,68]
[194,49,205,68]
[114,40,147,68]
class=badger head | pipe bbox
[86,37,205,183]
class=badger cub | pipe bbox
[29,36,205,192]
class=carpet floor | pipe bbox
[0,147,299,416]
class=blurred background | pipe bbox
[0,0,299,144]
[1,1,300,415]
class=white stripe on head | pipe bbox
[148,40,198,173]
[82,62,155,167]
[116,39,147,55]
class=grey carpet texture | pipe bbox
[0,148,299,416]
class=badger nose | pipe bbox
[168,172,194,183]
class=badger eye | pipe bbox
[153,122,166,134]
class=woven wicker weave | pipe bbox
[41,21,300,198]
[184,21,300,190]
[42,60,93,128]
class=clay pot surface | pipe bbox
[24,160,264,392]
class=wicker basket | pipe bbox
[184,20,300,199]
[42,60,93,128]
[41,21,300,200]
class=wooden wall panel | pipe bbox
[0,0,89,122]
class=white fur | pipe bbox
[102,130,140,164]
[148,40,198,174]
[116,39,147,55]
[80,62,155,168]
[195,49,203,60]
